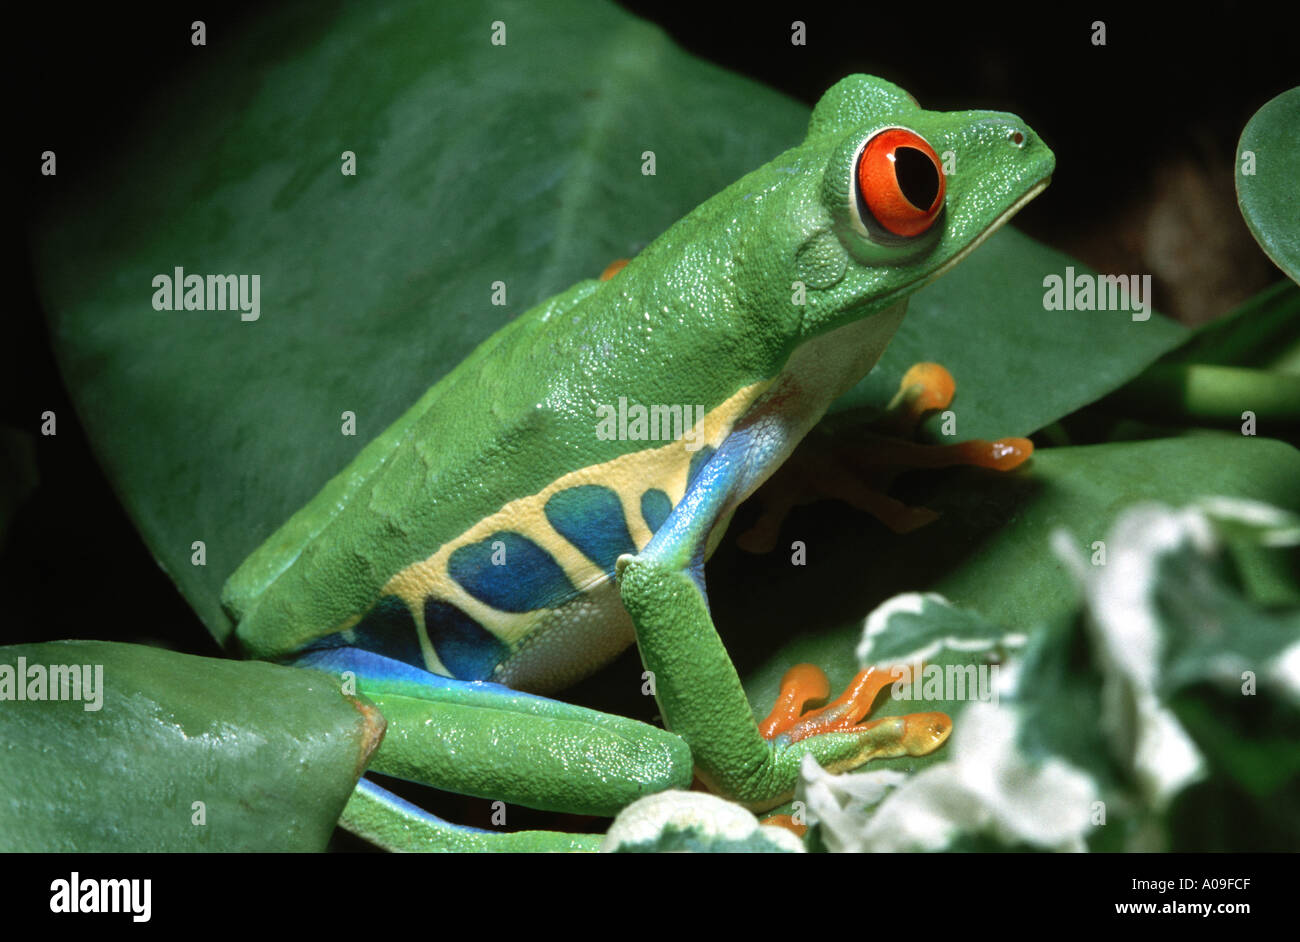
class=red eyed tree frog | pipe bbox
[222,75,1054,851]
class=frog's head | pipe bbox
[773,74,1055,343]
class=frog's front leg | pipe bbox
[615,417,950,810]
[294,647,693,851]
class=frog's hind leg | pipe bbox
[344,778,602,852]
[340,774,603,847]
[292,647,692,851]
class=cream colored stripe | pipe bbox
[376,378,772,666]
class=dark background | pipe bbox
[8,3,1295,669]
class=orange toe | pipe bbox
[887,362,957,431]
[951,436,1034,471]
[782,665,898,742]
[760,664,831,740]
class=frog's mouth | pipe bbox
[921,176,1052,287]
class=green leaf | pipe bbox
[1236,86,1300,283]
[33,0,1183,647]
[1098,281,1300,426]
[834,228,1188,439]
[0,641,383,851]
[1163,280,1300,372]
[1167,693,1300,851]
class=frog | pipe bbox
[222,74,1055,851]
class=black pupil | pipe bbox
[894,146,939,211]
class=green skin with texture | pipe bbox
[223,75,1054,851]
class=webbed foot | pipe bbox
[759,662,951,758]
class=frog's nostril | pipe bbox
[1009,129,1026,147]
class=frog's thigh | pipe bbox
[294,648,692,819]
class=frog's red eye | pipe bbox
[856,128,945,237]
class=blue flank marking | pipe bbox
[350,595,425,666]
[447,530,576,612]
[640,488,673,534]
[291,646,557,704]
[299,595,424,667]
[424,598,508,680]
[544,484,635,571]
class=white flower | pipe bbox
[1051,502,1210,808]
[801,703,1098,852]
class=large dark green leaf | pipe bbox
[0,641,383,851]
[835,227,1187,438]
[33,0,1185,647]
[1236,87,1300,283]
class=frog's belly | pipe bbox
[491,578,636,693]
